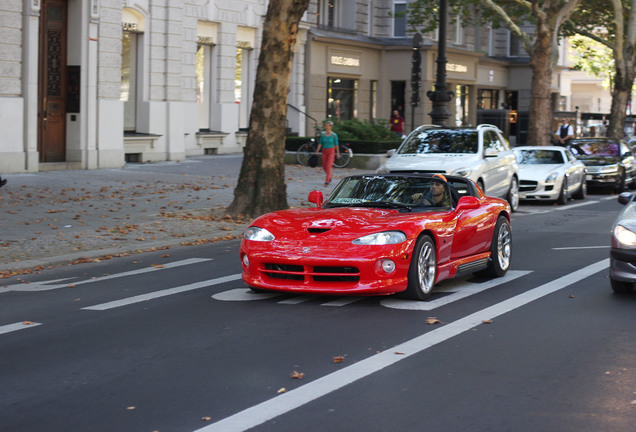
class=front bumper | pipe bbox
[610,248,636,283]
[240,239,415,295]
[586,172,621,187]
[519,180,559,201]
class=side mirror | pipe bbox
[618,192,634,205]
[387,149,396,157]
[308,190,324,207]
[455,196,480,212]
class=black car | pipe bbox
[568,138,636,192]
[610,192,636,293]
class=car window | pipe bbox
[515,149,565,164]
[325,176,452,209]
[569,141,619,156]
[483,130,506,152]
[397,129,478,154]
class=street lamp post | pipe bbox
[427,0,454,126]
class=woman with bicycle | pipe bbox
[315,121,340,186]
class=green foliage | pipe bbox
[330,118,396,141]
[569,35,614,89]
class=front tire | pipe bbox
[483,216,512,277]
[611,278,634,294]
[404,235,437,300]
[557,178,568,205]
[573,177,587,200]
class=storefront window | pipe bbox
[478,89,499,110]
[455,84,469,126]
[327,78,357,120]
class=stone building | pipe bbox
[0,0,605,174]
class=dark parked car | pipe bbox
[610,191,636,293]
[567,138,636,192]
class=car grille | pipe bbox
[520,180,538,192]
[263,263,360,282]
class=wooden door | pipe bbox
[38,0,68,162]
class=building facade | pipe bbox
[0,0,602,174]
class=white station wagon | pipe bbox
[379,124,519,211]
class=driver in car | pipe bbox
[411,174,451,207]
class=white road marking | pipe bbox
[380,270,532,311]
[0,322,42,335]
[515,196,615,216]
[0,258,212,293]
[194,259,608,432]
[83,274,242,311]
[552,246,610,250]
[322,297,365,306]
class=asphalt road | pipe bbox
[1,192,635,432]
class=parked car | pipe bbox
[610,191,636,293]
[567,138,636,192]
[378,124,519,211]
[241,173,512,301]
[514,146,587,204]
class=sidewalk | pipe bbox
[0,155,368,276]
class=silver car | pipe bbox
[515,146,587,204]
[610,192,636,293]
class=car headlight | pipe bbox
[545,172,558,183]
[243,226,275,242]
[601,164,619,173]
[353,231,407,245]
[614,225,636,247]
[452,168,471,177]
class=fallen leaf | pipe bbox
[201,417,212,421]
[333,356,345,363]
[426,317,442,325]
[277,388,287,394]
[290,370,305,379]
[23,321,34,325]
[482,319,492,324]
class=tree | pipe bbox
[407,0,580,146]
[565,0,636,139]
[226,0,310,217]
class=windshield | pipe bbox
[324,176,452,210]
[397,129,478,154]
[515,149,565,164]
[569,141,620,157]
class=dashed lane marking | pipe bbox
[0,322,42,335]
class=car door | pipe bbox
[564,149,584,194]
[449,195,493,259]
[481,129,512,198]
[620,142,636,184]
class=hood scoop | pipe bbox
[308,227,331,234]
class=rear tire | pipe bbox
[573,178,587,200]
[296,142,314,166]
[557,178,568,205]
[404,235,437,300]
[332,145,352,168]
[507,177,519,212]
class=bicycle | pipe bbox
[296,130,353,168]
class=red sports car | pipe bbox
[240,173,512,300]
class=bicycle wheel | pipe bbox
[333,145,352,168]
[296,142,314,166]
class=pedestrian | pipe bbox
[315,121,340,186]
[554,118,574,146]
[390,110,405,138]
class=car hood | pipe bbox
[384,153,480,173]
[615,201,636,233]
[248,207,446,241]
[518,164,561,180]
[577,155,621,166]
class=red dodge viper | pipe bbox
[240,173,512,300]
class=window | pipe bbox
[483,130,506,152]
[478,89,499,110]
[370,80,377,122]
[121,8,144,132]
[235,46,250,129]
[196,44,211,129]
[509,33,522,57]
[393,2,406,38]
[327,78,357,120]
[455,85,469,126]
[317,0,338,27]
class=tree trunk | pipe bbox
[226,0,309,218]
[607,52,635,138]
[527,22,556,147]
